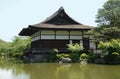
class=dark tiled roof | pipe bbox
[19,7,94,36]
[32,23,94,30]
[41,7,81,25]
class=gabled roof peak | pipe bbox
[42,7,81,25]
[59,7,64,11]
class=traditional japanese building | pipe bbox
[19,7,96,62]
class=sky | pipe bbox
[0,0,107,42]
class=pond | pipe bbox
[0,60,120,79]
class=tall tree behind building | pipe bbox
[96,0,120,27]
[93,0,120,41]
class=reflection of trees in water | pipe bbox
[57,63,120,79]
[56,64,71,79]
[22,63,59,79]
[0,60,88,79]
[23,63,83,79]
[22,63,84,79]
[1,61,120,79]
[0,59,23,72]
[57,63,85,79]
[80,64,120,79]
[0,60,29,79]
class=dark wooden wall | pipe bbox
[31,38,90,50]
[83,37,89,50]
[31,40,69,49]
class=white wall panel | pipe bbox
[56,36,69,39]
[70,36,82,39]
[56,31,68,35]
[41,35,55,39]
[41,30,55,35]
[83,35,89,37]
[70,31,82,35]
[90,42,96,49]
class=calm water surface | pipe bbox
[0,60,120,79]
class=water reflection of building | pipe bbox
[19,7,96,62]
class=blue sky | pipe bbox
[0,0,107,42]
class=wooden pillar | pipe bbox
[81,30,84,39]
[81,30,84,45]
[68,30,71,44]
[68,30,70,40]
[55,30,56,40]
[39,30,42,49]
[39,30,41,40]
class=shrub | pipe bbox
[67,43,84,62]
[80,53,88,61]
[98,39,120,64]
[50,49,59,61]
[57,53,70,59]
[67,43,84,53]
[98,39,120,55]
[87,53,101,63]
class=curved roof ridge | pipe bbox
[42,7,81,25]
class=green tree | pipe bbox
[10,36,30,58]
[50,49,59,61]
[92,0,120,41]
[98,39,120,54]
[0,39,6,46]
[67,43,84,62]
[0,39,9,56]
[98,39,120,64]
[96,0,120,27]
[94,27,120,41]
[0,36,30,58]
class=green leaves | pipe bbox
[0,36,30,58]
[98,39,120,64]
[67,43,84,53]
[57,54,70,59]
[98,39,120,54]
[67,43,84,62]
[96,0,120,27]
[50,49,59,61]
[93,27,120,41]
[11,36,30,57]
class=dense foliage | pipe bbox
[80,53,88,61]
[98,39,120,53]
[67,43,84,62]
[90,0,120,64]
[50,49,59,61]
[94,27,120,41]
[96,0,120,27]
[57,53,70,59]
[0,36,30,59]
[91,0,120,41]
[67,43,84,53]
[98,39,120,64]
[0,39,6,46]
[49,43,84,63]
